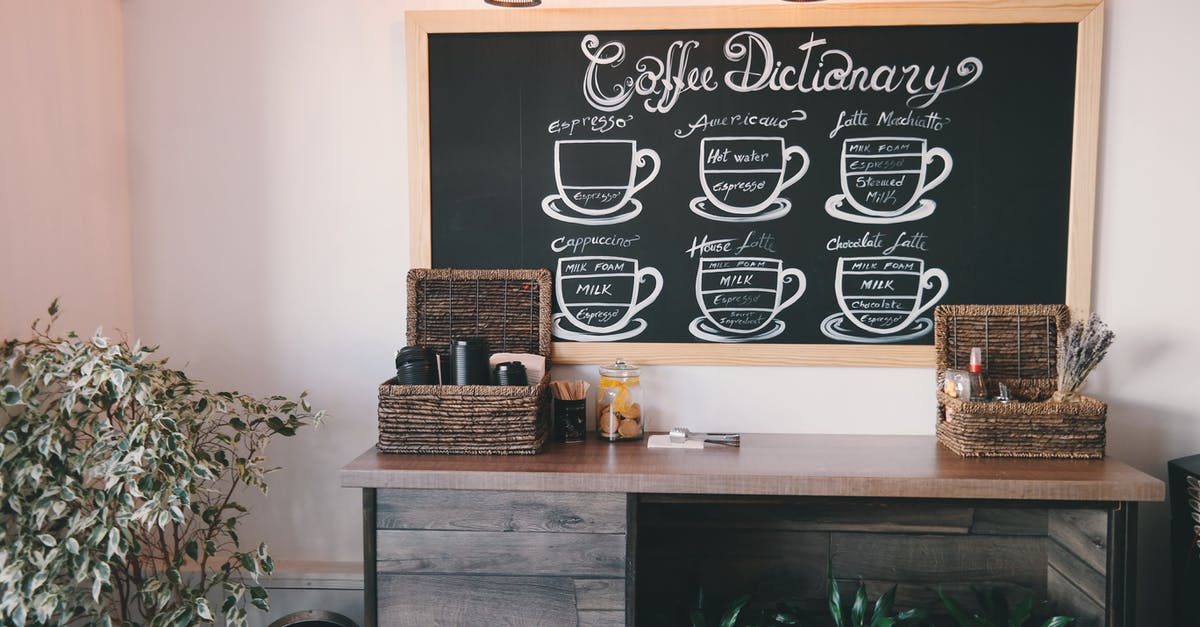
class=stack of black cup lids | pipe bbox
[492,361,528,386]
[395,346,438,385]
[449,337,491,385]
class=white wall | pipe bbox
[119,1,1199,624]
[0,1,133,337]
[1092,0,1200,619]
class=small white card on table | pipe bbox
[646,434,704,449]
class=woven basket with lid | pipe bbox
[934,304,1106,459]
[377,268,553,455]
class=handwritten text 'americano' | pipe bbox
[582,31,983,114]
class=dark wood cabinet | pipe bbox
[344,435,1161,626]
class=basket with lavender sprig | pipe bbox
[1053,312,1115,402]
[934,305,1108,459]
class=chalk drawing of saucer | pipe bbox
[824,195,936,224]
[819,312,933,344]
[689,197,791,223]
[542,195,642,226]
[688,316,785,343]
[552,313,648,342]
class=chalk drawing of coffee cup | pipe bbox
[690,136,810,223]
[542,140,660,226]
[689,257,806,342]
[826,137,951,225]
[833,256,948,338]
[553,256,662,342]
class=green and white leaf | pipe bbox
[0,306,322,625]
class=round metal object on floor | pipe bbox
[267,610,358,627]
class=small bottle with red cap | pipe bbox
[967,347,989,401]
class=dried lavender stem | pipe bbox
[1057,313,1114,395]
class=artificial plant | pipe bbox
[828,575,928,627]
[0,302,323,626]
[938,587,1074,627]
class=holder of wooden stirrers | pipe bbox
[550,380,589,443]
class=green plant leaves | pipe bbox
[766,609,800,625]
[194,598,213,622]
[938,589,983,627]
[1010,595,1033,626]
[830,572,845,627]
[719,594,751,627]
[871,585,897,625]
[937,587,1076,627]
[0,307,323,626]
[974,586,1009,625]
[2,385,20,405]
[851,584,868,626]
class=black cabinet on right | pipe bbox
[1170,454,1200,626]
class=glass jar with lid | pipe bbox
[597,358,643,441]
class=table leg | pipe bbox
[1107,501,1137,627]
[364,488,377,627]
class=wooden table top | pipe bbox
[341,434,1163,502]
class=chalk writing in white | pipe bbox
[820,255,948,343]
[542,139,660,226]
[553,255,662,342]
[691,136,809,223]
[825,136,952,225]
[551,234,642,255]
[674,110,807,139]
[581,31,983,114]
[830,109,951,138]
[548,114,633,136]
[690,256,806,342]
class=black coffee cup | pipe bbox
[493,361,528,386]
[449,338,490,385]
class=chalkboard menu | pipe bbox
[408,3,1103,365]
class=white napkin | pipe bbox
[489,352,546,383]
[646,434,704,449]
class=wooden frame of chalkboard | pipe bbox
[406,1,1103,366]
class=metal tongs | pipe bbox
[668,427,741,447]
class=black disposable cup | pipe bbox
[449,337,490,385]
[395,345,438,384]
[554,398,587,444]
[493,361,528,386]
[396,361,437,385]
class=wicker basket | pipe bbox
[934,304,1106,459]
[377,268,553,455]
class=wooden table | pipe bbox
[342,435,1162,627]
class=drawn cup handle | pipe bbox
[629,148,661,197]
[628,266,663,318]
[779,145,810,192]
[920,147,953,196]
[912,268,949,319]
[775,268,807,313]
